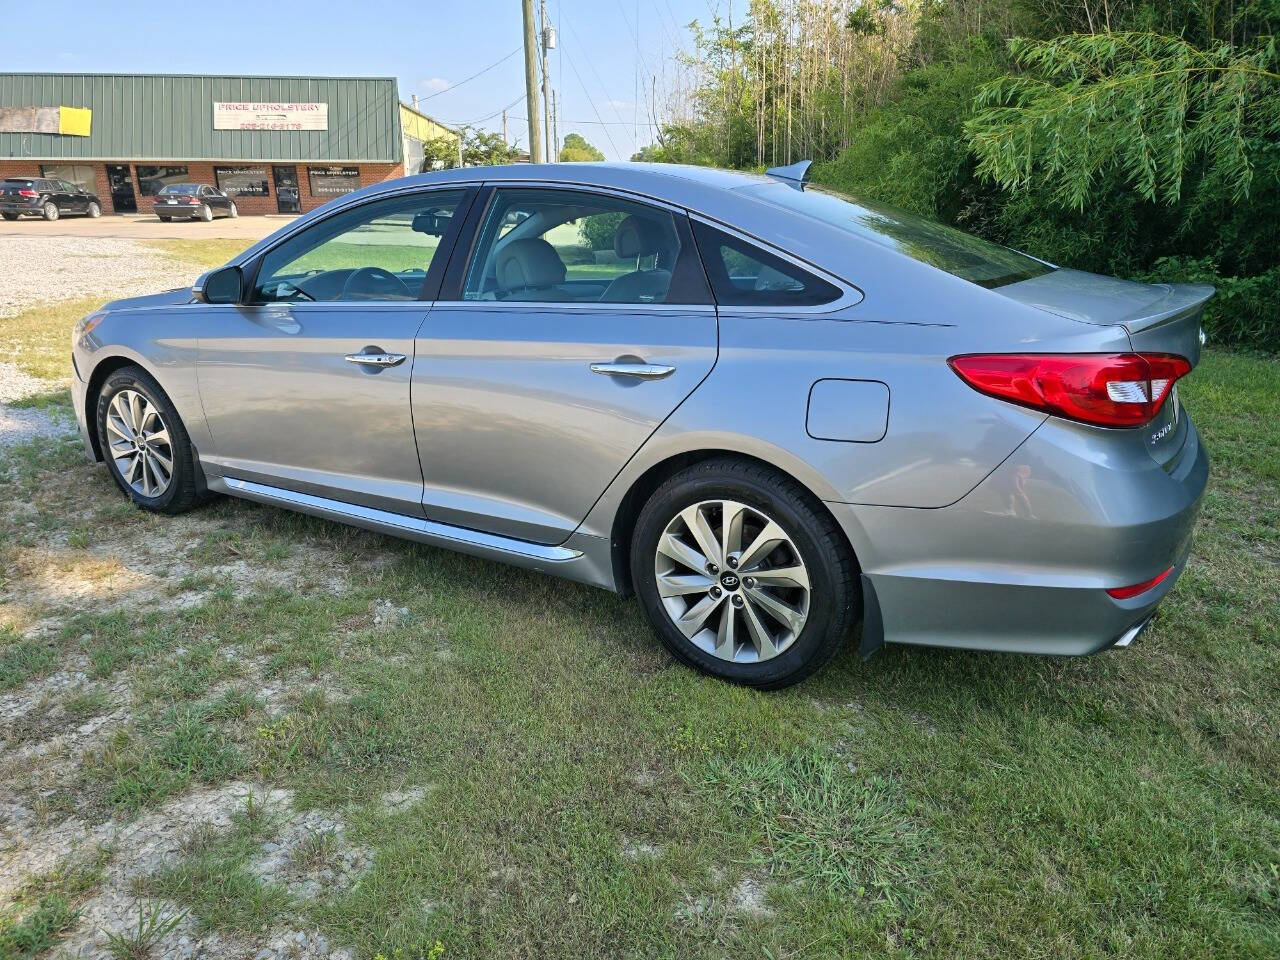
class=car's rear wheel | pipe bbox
[94,366,203,515]
[158,215,172,222]
[42,201,58,221]
[199,203,213,222]
[631,458,859,689]
[87,201,102,218]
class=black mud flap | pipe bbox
[858,572,884,660]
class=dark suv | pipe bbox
[0,178,102,221]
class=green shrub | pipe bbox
[1138,258,1280,351]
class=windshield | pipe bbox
[743,182,1054,289]
[159,184,201,196]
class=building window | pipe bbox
[136,166,189,196]
[308,166,360,198]
[40,164,95,194]
[214,166,270,197]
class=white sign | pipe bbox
[213,102,328,132]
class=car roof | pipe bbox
[401,161,772,195]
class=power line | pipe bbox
[440,92,526,128]
[560,13,638,154]
[419,45,522,101]
[560,46,623,160]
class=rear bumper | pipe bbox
[833,415,1209,656]
[0,202,41,214]
[156,204,200,217]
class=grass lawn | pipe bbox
[0,289,1277,958]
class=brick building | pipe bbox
[0,73,411,216]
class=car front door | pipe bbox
[195,187,473,514]
[412,185,718,545]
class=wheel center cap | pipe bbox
[719,572,740,591]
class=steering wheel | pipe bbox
[340,266,413,300]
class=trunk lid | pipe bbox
[1000,268,1213,364]
[1001,268,1213,471]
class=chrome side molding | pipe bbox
[221,477,582,563]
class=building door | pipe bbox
[105,165,136,213]
[272,165,301,214]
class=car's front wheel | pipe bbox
[228,202,238,218]
[631,458,859,689]
[87,201,102,218]
[94,366,204,515]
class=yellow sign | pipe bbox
[58,107,92,137]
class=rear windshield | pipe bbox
[3,179,36,187]
[742,182,1054,289]
[159,184,201,195]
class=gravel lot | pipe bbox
[0,237,205,447]
[0,237,201,321]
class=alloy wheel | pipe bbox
[105,389,174,497]
[654,499,810,663]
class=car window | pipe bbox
[691,221,842,307]
[462,188,707,305]
[742,182,1054,289]
[252,190,466,303]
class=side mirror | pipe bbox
[200,265,243,304]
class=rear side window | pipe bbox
[692,221,841,308]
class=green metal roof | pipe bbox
[0,73,402,163]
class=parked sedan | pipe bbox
[0,177,102,220]
[69,162,1211,688]
[154,183,238,221]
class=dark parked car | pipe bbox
[155,183,238,222]
[0,178,102,221]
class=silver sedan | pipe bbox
[71,161,1210,688]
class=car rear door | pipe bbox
[195,186,474,515]
[411,184,718,545]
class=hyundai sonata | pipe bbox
[71,161,1210,688]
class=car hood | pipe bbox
[103,287,195,312]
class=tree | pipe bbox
[560,132,606,162]
[422,128,519,169]
[967,32,1280,209]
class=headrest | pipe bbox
[495,238,566,291]
[614,215,668,259]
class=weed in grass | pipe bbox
[0,850,109,959]
[63,685,115,719]
[0,633,59,690]
[102,900,186,960]
[701,748,928,909]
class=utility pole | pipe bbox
[456,124,465,168]
[501,110,508,150]
[521,0,542,164]
[552,89,559,163]
[539,0,553,162]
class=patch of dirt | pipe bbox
[249,808,369,901]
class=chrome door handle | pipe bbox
[590,362,676,380]
[345,352,406,368]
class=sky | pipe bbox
[5,0,743,162]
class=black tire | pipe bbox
[1,212,17,221]
[158,215,172,222]
[198,203,213,222]
[228,202,238,218]
[94,365,204,515]
[42,201,59,222]
[87,201,102,218]
[631,457,859,689]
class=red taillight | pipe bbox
[948,353,1191,428]
[1106,566,1173,599]
[17,188,37,197]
